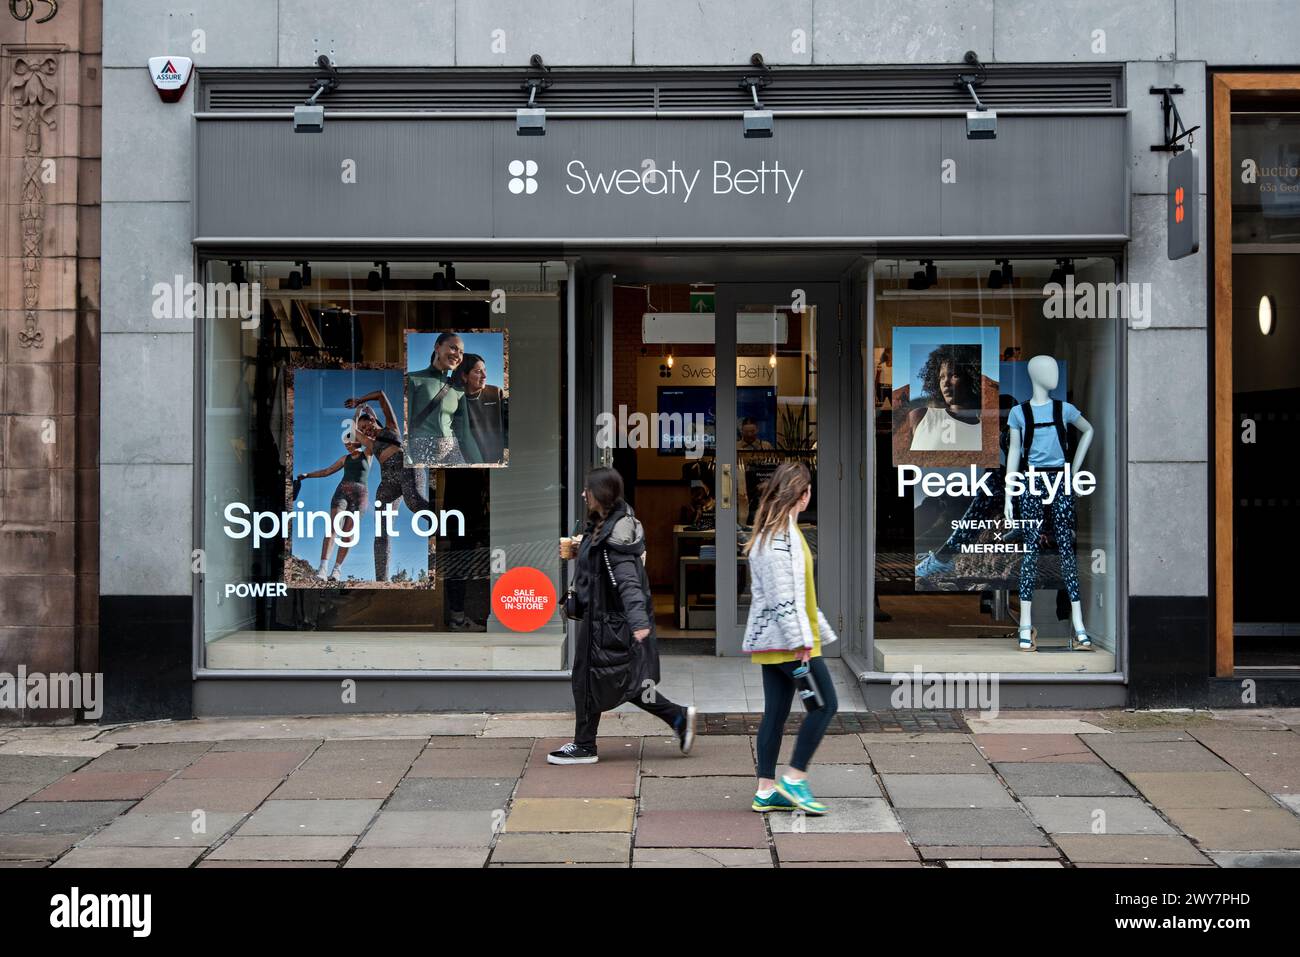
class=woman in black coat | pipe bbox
[550,467,697,765]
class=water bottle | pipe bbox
[792,661,825,712]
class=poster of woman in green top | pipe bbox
[403,330,509,468]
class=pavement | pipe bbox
[1,707,1298,868]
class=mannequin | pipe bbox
[1003,355,1095,651]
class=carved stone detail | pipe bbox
[11,55,59,349]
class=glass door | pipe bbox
[714,283,841,656]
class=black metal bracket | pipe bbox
[522,53,553,105]
[305,55,340,105]
[740,53,771,109]
[1150,86,1199,153]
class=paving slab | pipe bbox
[421,736,531,749]
[965,718,1109,735]
[51,846,204,868]
[1,726,107,742]
[1054,834,1212,865]
[134,778,281,813]
[802,765,882,798]
[344,847,488,867]
[205,836,355,861]
[759,735,870,765]
[881,774,1016,809]
[180,751,310,780]
[385,778,514,812]
[480,715,580,738]
[1081,739,1234,773]
[897,808,1049,847]
[0,754,90,786]
[946,860,1063,868]
[1126,772,1276,810]
[490,861,626,867]
[858,733,971,744]
[103,714,480,744]
[505,798,634,833]
[995,762,1137,797]
[31,770,172,802]
[81,742,214,772]
[1163,807,1300,851]
[269,771,404,800]
[973,734,1100,764]
[1207,850,1300,868]
[1080,730,1201,743]
[918,844,1060,860]
[359,810,498,847]
[294,742,424,774]
[198,860,337,868]
[633,847,772,867]
[633,810,768,848]
[1275,794,1300,816]
[772,832,917,862]
[642,736,754,777]
[0,740,116,758]
[238,799,383,836]
[406,747,529,779]
[637,776,756,811]
[864,743,988,774]
[1020,797,1176,835]
[0,800,134,834]
[781,860,924,868]
[210,738,326,752]
[0,834,78,860]
[768,798,902,834]
[80,811,245,847]
[491,832,631,864]
[0,785,38,813]
[1187,729,1300,793]
[515,760,638,799]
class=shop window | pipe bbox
[200,260,567,671]
[870,258,1120,674]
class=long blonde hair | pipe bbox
[743,461,811,555]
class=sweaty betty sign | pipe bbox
[564,160,805,204]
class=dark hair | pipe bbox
[452,353,486,389]
[918,344,980,408]
[584,467,625,524]
[430,331,462,364]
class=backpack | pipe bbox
[1019,400,1070,462]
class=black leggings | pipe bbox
[756,656,838,780]
[373,453,432,582]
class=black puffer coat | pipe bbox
[571,501,660,715]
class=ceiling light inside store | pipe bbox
[287,269,302,290]
[367,262,390,292]
[228,261,245,285]
[298,261,312,287]
[987,268,1003,289]
[1259,295,1276,335]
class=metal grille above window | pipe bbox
[199,66,1122,113]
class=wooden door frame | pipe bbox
[1211,72,1300,677]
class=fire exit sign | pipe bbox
[1168,148,1199,260]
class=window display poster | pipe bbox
[404,330,509,468]
[911,362,1072,593]
[285,367,435,589]
[891,326,1000,468]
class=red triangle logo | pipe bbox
[162,60,178,74]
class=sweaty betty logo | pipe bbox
[543,159,805,204]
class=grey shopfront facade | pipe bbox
[100,62,1191,719]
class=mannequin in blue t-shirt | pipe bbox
[1003,354,1095,653]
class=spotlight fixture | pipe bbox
[517,54,551,136]
[1048,258,1075,287]
[667,352,674,369]
[908,260,937,291]
[957,51,996,140]
[366,261,390,292]
[287,269,302,290]
[228,261,245,285]
[988,258,1013,289]
[1258,295,1276,336]
[769,351,777,368]
[294,55,339,133]
[741,53,773,139]
[296,261,312,287]
[431,271,446,291]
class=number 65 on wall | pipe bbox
[9,0,58,24]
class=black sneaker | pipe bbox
[676,706,697,755]
[547,742,598,765]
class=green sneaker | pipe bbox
[775,776,828,815]
[751,789,797,813]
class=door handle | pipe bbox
[720,463,732,510]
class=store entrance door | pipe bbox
[713,283,842,656]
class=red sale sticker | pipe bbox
[491,567,557,632]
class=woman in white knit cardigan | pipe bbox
[742,461,839,816]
